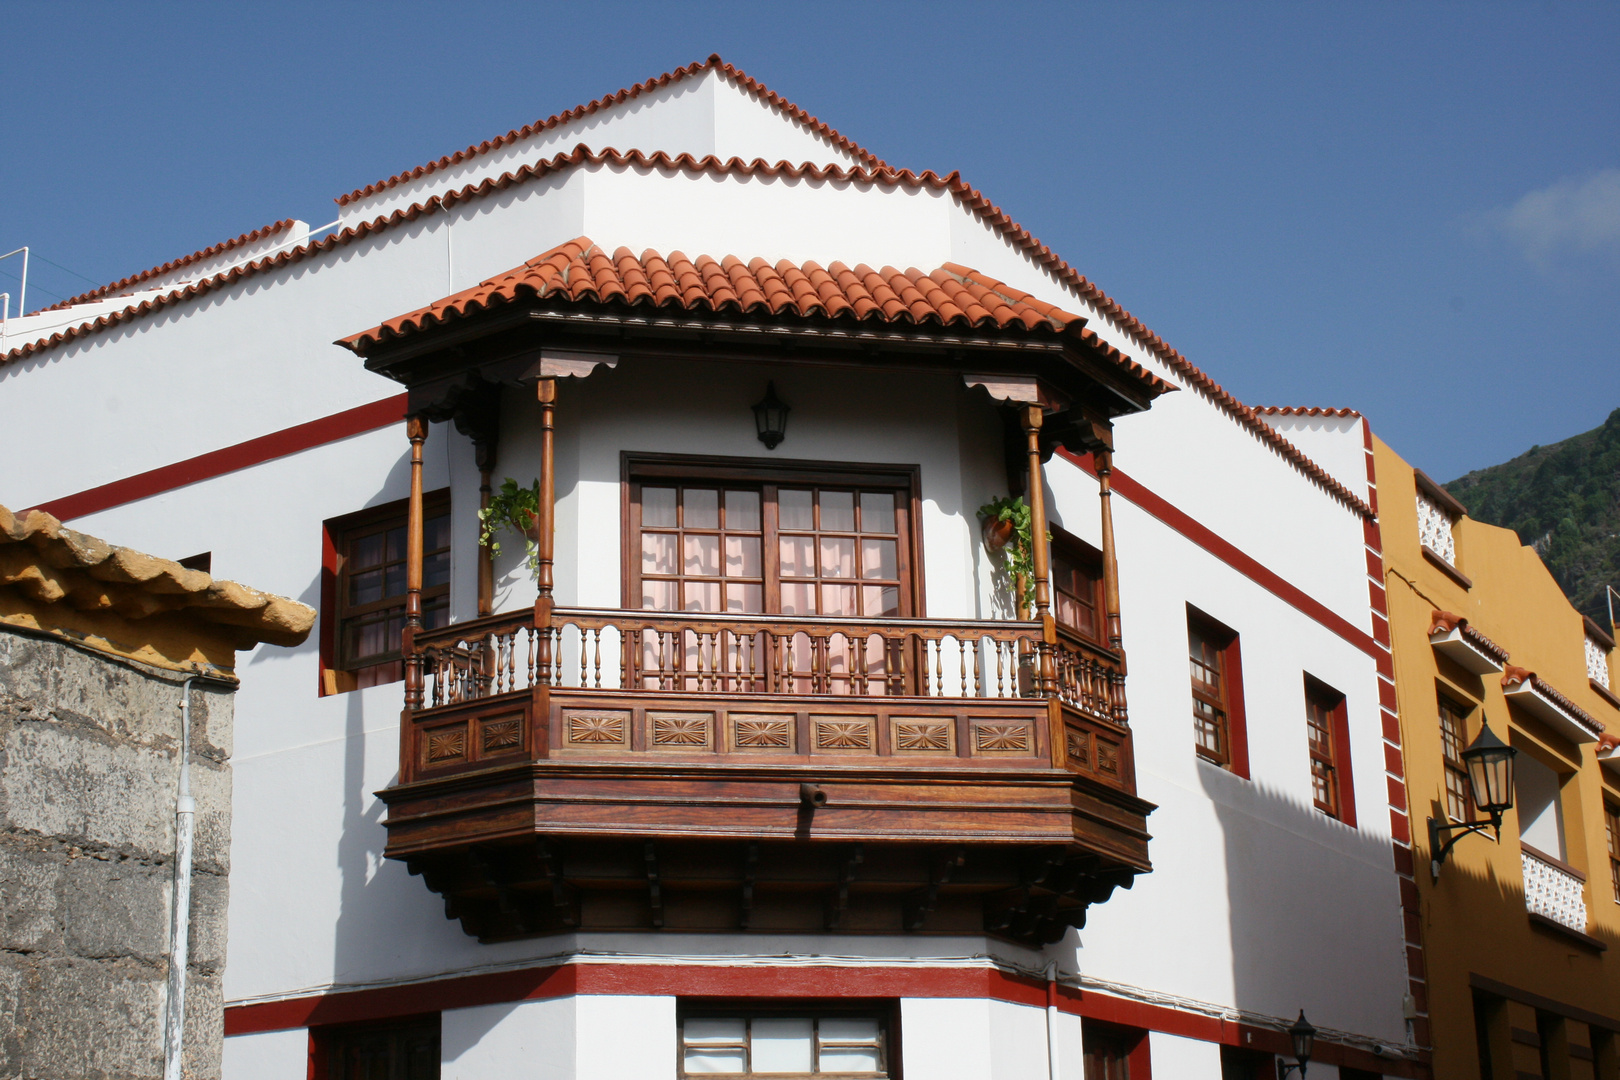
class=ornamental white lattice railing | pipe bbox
[1522,846,1586,933]
[1586,634,1611,689]
[1416,490,1457,564]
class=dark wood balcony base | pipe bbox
[403,836,1140,947]
[380,759,1151,948]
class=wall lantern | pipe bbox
[753,382,790,450]
[1427,718,1518,880]
[1277,1011,1317,1079]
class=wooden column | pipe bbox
[475,439,496,617]
[533,377,557,725]
[1094,448,1124,652]
[1021,406,1057,700]
[403,415,428,711]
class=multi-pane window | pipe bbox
[1189,618,1232,766]
[1606,802,1620,905]
[1305,679,1345,819]
[328,495,450,690]
[1438,694,1473,823]
[318,1016,440,1080]
[633,482,910,618]
[680,1015,888,1077]
[1052,540,1104,642]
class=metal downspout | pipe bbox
[1046,960,1062,1079]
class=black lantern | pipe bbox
[1290,1011,1316,1068]
[753,382,790,449]
[1460,720,1517,820]
[1428,717,1518,879]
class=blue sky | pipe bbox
[2,1,1615,481]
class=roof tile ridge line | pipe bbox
[335,53,887,209]
[5,143,916,367]
[936,174,1376,520]
[1254,406,1363,418]
[43,219,300,312]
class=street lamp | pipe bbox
[752,382,790,449]
[1277,1011,1316,1079]
[1428,718,1518,880]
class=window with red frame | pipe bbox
[1304,675,1355,824]
[313,1014,439,1080]
[1083,1021,1148,1079]
[1188,608,1247,776]
[321,493,450,695]
[1605,801,1620,905]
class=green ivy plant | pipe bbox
[977,495,1046,616]
[478,478,541,581]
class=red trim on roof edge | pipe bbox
[7,142,1367,518]
[43,220,299,313]
[1254,406,1363,418]
[336,54,887,208]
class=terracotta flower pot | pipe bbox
[982,516,1015,552]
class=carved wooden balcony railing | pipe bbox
[380,607,1149,946]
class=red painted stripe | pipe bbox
[222,960,1426,1076]
[1061,451,1381,659]
[28,395,409,522]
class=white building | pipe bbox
[2,56,1423,1080]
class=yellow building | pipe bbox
[1375,437,1620,1080]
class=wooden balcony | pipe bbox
[379,608,1153,946]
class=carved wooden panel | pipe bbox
[422,723,468,768]
[1066,727,1090,769]
[891,717,954,754]
[563,708,631,748]
[648,711,713,751]
[729,713,795,752]
[812,714,876,753]
[970,718,1034,754]
[1095,736,1121,778]
[480,714,525,757]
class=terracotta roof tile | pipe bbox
[0,503,315,654]
[1428,610,1511,664]
[335,238,1139,362]
[1255,406,1363,419]
[336,54,886,209]
[1502,665,1605,735]
[9,143,1369,518]
[42,220,300,313]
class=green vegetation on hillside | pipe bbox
[1445,408,1620,624]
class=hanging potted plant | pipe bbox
[478,478,541,582]
[976,495,1042,617]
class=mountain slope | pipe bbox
[1445,407,1620,623]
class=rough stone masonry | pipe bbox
[0,627,233,1080]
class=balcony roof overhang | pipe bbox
[1502,667,1604,745]
[1428,611,1508,675]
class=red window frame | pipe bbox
[1188,607,1249,779]
[1304,675,1357,826]
[1082,1020,1151,1079]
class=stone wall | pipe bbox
[0,627,233,1080]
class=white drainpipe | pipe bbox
[162,676,198,1080]
[1045,960,1062,1079]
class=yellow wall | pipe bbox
[1376,436,1620,1080]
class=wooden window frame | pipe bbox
[1082,1019,1151,1079]
[1050,525,1106,645]
[676,999,900,1079]
[1188,606,1249,779]
[309,1012,440,1080]
[1438,692,1475,824]
[319,490,450,697]
[622,453,925,618]
[1606,801,1620,905]
[1304,675,1357,826]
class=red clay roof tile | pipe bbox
[335,238,1129,359]
[336,54,886,209]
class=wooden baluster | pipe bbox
[593,628,602,689]
[958,636,968,699]
[970,637,981,698]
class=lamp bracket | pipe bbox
[1427,814,1503,880]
